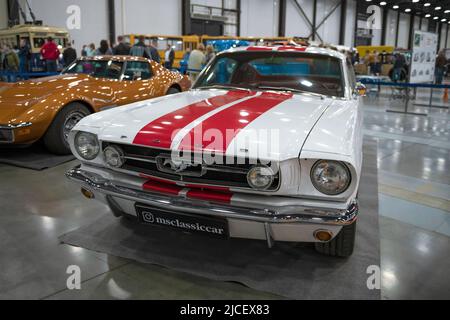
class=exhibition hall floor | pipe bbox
[0,89,449,300]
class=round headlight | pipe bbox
[103,145,125,168]
[74,132,100,160]
[247,165,275,190]
[311,160,351,195]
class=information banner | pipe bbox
[409,30,438,83]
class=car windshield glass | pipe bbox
[63,60,124,80]
[194,51,345,97]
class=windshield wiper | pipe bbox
[196,84,252,91]
[257,86,327,99]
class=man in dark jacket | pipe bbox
[164,44,175,69]
[113,36,131,55]
[18,38,31,73]
[62,43,77,67]
[130,36,152,59]
[149,40,161,63]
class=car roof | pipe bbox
[222,46,346,61]
[79,55,150,63]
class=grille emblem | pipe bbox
[156,155,206,177]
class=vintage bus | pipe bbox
[0,24,70,72]
[123,34,199,68]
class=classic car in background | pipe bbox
[0,56,191,154]
[66,46,364,257]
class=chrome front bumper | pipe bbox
[0,122,32,144]
[66,165,358,246]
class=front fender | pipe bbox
[11,93,94,144]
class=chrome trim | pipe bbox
[0,122,32,129]
[66,166,358,226]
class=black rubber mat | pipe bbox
[59,141,380,300]
[0,144,75,170]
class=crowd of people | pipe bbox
[1,36,447,85]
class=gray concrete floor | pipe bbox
[0,88,449,300]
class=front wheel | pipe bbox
[315,221,357,258]
[43,102,91,155]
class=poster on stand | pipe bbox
[409,30,438,83]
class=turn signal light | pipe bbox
[81,188,95,199]
[314,229,333,242]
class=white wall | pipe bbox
[241,0,279,37]
[421,18,429,32]
[23,0,109,53]
[344,0,356,47]
[316,0,341,45]
[439,23,447,50]
[285,0,313,38]
[385,9,397,46]
[0,0,8,29]
[397,13,410,49]
[114,0,181,37]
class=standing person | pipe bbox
[204,45,216,65]
[40,37,60,72]
[164,44,174,69]
[435,50,447,85]
[130,36,151,59]
[62,43,77,67]
[86,43,96,57]
[18,38,31,73]
[149,40,161,63]
[187,44,206,81]
[3,44,19,71]
[81,45,88,57]
[392,53,406,82]
[95,40,113,56]
[113,36,130,55]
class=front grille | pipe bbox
[103,142,280,190]
[0,129,13,143]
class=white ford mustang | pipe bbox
[67,46,365,257]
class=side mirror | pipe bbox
[354,82,366,97]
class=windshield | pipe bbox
[194,51,345,97]
[63,60,124,80]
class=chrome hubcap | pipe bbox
[63,111,85,141]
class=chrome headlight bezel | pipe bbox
[247,165,275,191]
[74,131,100,160]
[310,160,351,196]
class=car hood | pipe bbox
[76,89,333,162]
[0,74,90,124]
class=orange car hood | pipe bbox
[0,74,89,124]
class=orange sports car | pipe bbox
[0,55,191,154]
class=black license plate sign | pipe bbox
[135,204,229,238]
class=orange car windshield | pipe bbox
[63,60,124,80]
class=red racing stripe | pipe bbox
[178,91,293,153]
[132,91,252,148]
[142,180,183,195]
[186,189,233,203]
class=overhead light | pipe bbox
[405,8,412,12]
[380,1,387,6]
[393,5,399,9]
[445,10,450,13]
[412,0,419,3]
[425,13,431,17]
[424,2,431,7]
[435,6,442,11]
[441,18,447,22]
[365,0,372,2]
[433,16,439,20]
